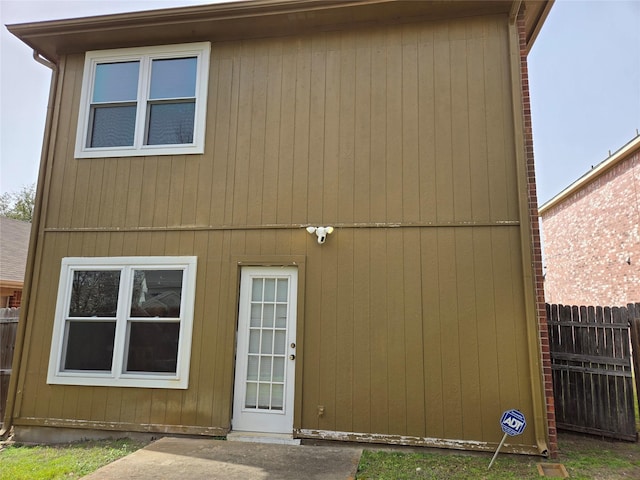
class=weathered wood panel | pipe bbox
[547,303,638,441]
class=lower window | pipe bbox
[47,256,197,389]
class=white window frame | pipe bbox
[47,256,197,389]
[74,43,210,158]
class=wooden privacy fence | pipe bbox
[1,307,19,425]
[547,303,639,441]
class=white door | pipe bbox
[232,267,297,434]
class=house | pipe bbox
[540,134,640,306]
[3,0,556,455]
[0,216,31,308]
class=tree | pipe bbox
[0,183,36,222]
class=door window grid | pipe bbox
[244,278,289,411]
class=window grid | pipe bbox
[244,278,289,411]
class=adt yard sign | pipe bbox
[500,409,526,436]
[488,409,527,469]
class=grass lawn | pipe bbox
[0,432,638,479]
[0,438,148,480]
[356,433,640,480]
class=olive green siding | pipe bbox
[14,13,541,449]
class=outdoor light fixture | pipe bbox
[306,226,334,244]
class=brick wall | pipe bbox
[541,148,640,306]
[8,290,22,308]
[518,8,557,457]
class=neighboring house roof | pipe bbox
[539,134,640,214]
[0,216,31,288]
[8,0,552,64]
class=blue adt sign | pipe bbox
[500,409,526,436]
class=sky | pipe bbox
[1,0,639,205]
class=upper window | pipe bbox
[75,43,210,158]
[47,256,197,389]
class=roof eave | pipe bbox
[7,0,548,64]
[523,0,554,53]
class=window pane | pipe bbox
[90,105,136,147]
[150,57,197,99]
[250,304,261,327]
[261,330,273,354]
[63,321,116,371]
[146,102,195,145]
[275,304,287,328]
[258,383,271,409]
[264,279,276,302]
[262,304,274,328]
[69,270,120,317]
[247,355,259,381]
[252,279,262,301]
[245,382,257,408]
[248,330,260,354]
[271,384,284,410]
[93,61,139,102]
[276,279,288,302]
[130,270,183,317]
[259,356,272,381]
[126,321,179,373]
[273,357,285,382]
[274,330,286,354]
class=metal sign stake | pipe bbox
[488,432,508,469]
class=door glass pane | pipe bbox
[146,102,195,145]
[63,321,116,371]
[250,304,261,327]
[69,270,120,317]
[150,57,197,99]
[248,330,260,354]
[93,61,139,102]
[245,382,257,408]
[259,357,272,381]
[271,384,284,410]
[125,321,179,373]
[274,331,286,354]
[261,330,273,354]
[258,383,271,409]
[262,304,274,328]
[130,269,183,317]
[276,279,288,302]
[275,305,287,328]
[251,279,262,301]
[273,357,285,382]
[90,105,136,147]
[246,356,259,381]
[264,279,275,302]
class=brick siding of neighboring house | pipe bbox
[541,142,640,306]
[8,290,22,308]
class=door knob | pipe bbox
[289,354,296,360]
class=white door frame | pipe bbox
[232,266,297,434]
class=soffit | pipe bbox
[6,0,550,63]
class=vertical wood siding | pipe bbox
[16,14,539,447]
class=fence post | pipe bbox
[629,306,640,414]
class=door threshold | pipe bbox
[227,431,301,445]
